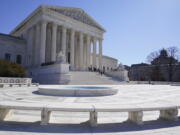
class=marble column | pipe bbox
[83,37,87,69]
[62,26,67,62]
[70,29,75,70]
[51,23,57,62]
[56,27,61,54]
[79,32,84,70]
[40,20,47,64]
[86,35,91,68]
[35,24,40,65]
[74,34,78,69]
[27,28,33,66]
[45,24,52,63]
[32,27,36,66]
[93,38,97,69]
[99,39,103,70]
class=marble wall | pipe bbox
[0,34,26,66]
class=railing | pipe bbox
[0,101,179,127]
[0,77,32,86]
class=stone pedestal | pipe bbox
[0,109,13,121]
[29,63,70,84]
[105,70,129,81]
[128,111,143,125]
[41,108,51,125]
[89,111,97,127]
[159,109,178,121]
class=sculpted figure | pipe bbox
[117,63,125,71]
[56,51,66,63]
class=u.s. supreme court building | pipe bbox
[0,5,120,84]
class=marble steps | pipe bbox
[68,71,122,85]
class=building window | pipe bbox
[16,55,22,64]
[68,52,70,64]
[103,66,105,72]
[5,53,11,61]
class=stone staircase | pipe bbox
[68,71,124,85]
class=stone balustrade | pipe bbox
[0,101,179,127]
[0,77,32,87]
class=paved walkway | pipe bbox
[0,84,180,135]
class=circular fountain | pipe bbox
[38,86,118,96]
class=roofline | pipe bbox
[42,5,84,12]
[42,5,106,32]
[10,5,106,35]
[103,55,118,61]
[0,33,25,41]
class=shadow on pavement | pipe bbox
[0,118,180,133]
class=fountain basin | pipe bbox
[38,86,118,96]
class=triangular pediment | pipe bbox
[45,6,105,32]
[10,5,106,35]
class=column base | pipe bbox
[41,108,51,125]
[0,109,13,121]
[127,111,143,125]
[159,109,178,121]
[89,111,97,127]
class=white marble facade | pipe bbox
[0,34,26,65]
[11,5,106,71]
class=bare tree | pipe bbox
[166,46,179,81]
[146,47,179,82]
[167,46,179,61]
[146,51,160,64]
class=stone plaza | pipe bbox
[0,84,180,135]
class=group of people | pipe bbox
[88,66,105,75]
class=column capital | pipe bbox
[80,32,84,38]
[62,25,67,31]
[52,22,57,28]
[98,38,103,42]
[41,20,48,25]
[93,39,97,44]
[86,34,91,39]
[98,39,103,45]
[79,31,84,34]
[71,29,75,37]
[71,28,75,33]
[36,23,41,31]
[92,37,97,42]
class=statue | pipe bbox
[56,51,66,64]
[117,63,125,71]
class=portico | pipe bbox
[39,21,103,70]
[11,5,105,71]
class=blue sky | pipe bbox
[0,0,180,65]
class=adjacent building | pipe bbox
[0,33,26,65]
